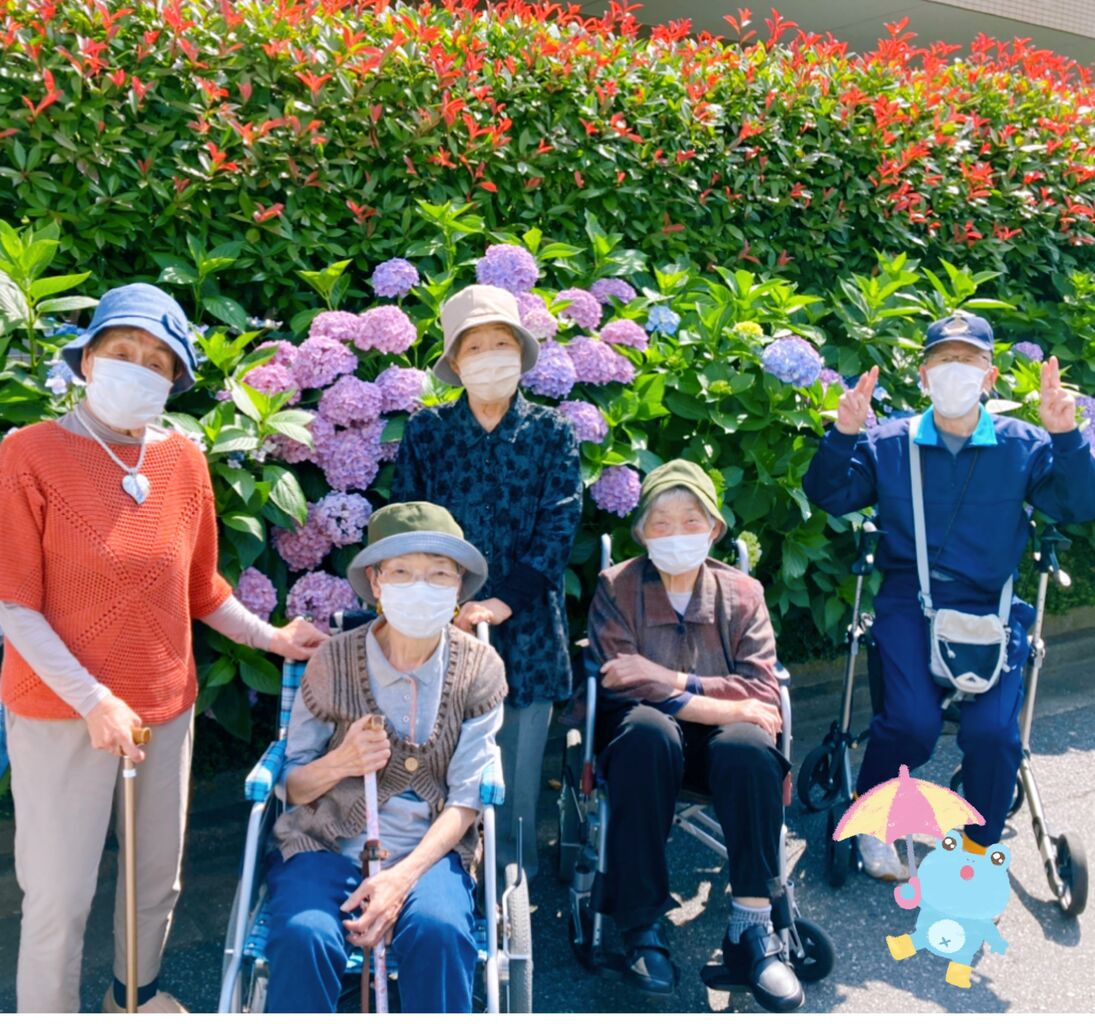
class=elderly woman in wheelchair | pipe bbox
[262,502,507,1012]
[585,460,805,1011]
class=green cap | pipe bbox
[347,501,488,604]
[635,459,727,540]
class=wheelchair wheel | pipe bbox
[825,805,855,889]
[789,918,835,983]
[503,863,534,1011]
[949,766,1024,820]
[556,729,584,883]
[1054,832,1088,918]
[797,743,843,813]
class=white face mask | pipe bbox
[645,533,711,576]
[85,357,173,430]
[457,350,522,403]
[379,582,458,639]
[924,362,988,419]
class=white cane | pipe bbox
[361,715,389,1014]
[123,726,152,1013]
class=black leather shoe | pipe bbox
[620,921,678,996]
[723,923,805,1013]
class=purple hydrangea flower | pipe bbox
[521,341,576,399]
[516,292,558,341]
[313,491,373,547]
[566,336,636,385]
[317,423,383,491]
[379,440,401,462]
[292,335,358,390]
[761,334,823,387]
[309,311,364,345]
[1013,341,1044,362]
[600,319,649,351]
[356,306,417,354]
[645,305,680,335]
[375,365,428,413]
[270,413,335,465]
[318,375,383,426]
[1076,394,1095,452]
[818,368,844,389]
[475,244,539,293]
[371,258,420,299]
[558,400,608,443]
[590,465,641,517]
[286,571,359,634]
[591,278,637,305]
[234,567,278,621]
[556,288,602,331]
[255,339,297,366]
[273,505,333,572]
[243,361,300,401]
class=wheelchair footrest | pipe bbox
[700,961,750,993]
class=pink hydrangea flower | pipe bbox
[319,375,383,426]
[273,505,333,572]
[600,319,649,351]
[292,335,358,389]
[356,306,417,354]
[286,571,359,634]
[234,566,278,621]
[590,465,641,516]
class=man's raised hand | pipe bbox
[835,366,879,436]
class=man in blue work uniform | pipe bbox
[804,312,1095,880]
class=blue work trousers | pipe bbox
[264,849,477,1013]
[856,588,1033,846]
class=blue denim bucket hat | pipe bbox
[62,283,198,394]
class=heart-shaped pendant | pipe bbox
[122,472,151,505]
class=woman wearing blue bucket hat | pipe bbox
[0,283,327,1012]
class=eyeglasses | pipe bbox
[378,567,462,589]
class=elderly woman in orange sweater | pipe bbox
[0,284,325,1013]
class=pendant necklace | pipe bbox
[74,406,152,505]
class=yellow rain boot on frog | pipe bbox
[945,961,972,989]
[886,933,916,961]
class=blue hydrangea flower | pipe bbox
[475,244,539,294]
[1013,340,1044,362]
[761,334,823,388]
[645,305,680,335]
[45,360,76,395]
[371,258,420,299]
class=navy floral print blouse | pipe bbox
[391,392,583,707]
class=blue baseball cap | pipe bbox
[62,283,198,394]
[924,311,994,353]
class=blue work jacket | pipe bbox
[803,406,1095,607]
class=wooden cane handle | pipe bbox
[364,715,385,732]
[132,726,151,746]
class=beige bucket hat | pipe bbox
[434,284,540,386]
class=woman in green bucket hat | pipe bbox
[586,459,804,1011]
[264,502,507,1013]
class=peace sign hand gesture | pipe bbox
[1039,356,1077,435]
[835,366,879,436]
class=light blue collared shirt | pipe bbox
[279,622,502,867]
[914,404,999,448]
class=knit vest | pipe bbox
[274,623,508,874]
[0,421,233,723]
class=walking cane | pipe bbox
[360,715,388,1014]
[123,725,152,1014]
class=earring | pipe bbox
[376,598,383,617]
[453,603,461,620]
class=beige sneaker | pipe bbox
[102,987,189,1013]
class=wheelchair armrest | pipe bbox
[479,754,506,807]
[244,738,287,804]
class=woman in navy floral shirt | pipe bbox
[392,284,582,877]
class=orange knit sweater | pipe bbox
[0,420,233,723]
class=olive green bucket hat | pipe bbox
[347,501,488,604]
[634,459,727,541]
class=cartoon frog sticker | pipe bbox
[886,829,1010,988]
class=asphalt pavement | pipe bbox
[0,621,1091,1013]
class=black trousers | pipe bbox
[595,702,790,931]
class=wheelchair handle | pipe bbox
[850,519,880,577]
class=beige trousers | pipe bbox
[7,706,194,1013]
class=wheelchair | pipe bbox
[797,519,1088,917]
[555,534,835,997]
[218,616,534,1013]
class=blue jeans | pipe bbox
[264,849,477,1013]
[856,589,1033,846]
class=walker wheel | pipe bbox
[825,804,854,889]
[1054,832,1088,917]
[949,766,1024,819]
[789,918,835,983]
[797,743,843,813]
